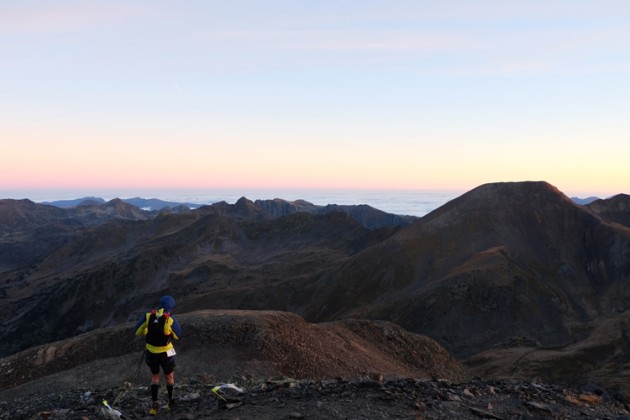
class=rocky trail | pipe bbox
[2,376,629,419]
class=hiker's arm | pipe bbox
[169,316,182,340]
[134,314,148,336]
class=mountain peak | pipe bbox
[420,181,577,226]
[466,181,571,204]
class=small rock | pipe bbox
[469,407,505,419]
[357,380,383,389]
[181,392,201,401]
[368,372,384,382]
[414,401,427,411]
[526,401,552,412]
[225,401,243,410]
[218,397,243,410]
[578,393,603,405]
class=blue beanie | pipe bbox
[160,295,176,311]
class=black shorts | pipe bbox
[145,350,176,375]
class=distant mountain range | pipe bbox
[1,182,629,400]
[570,196,601,205]
[40,194,604,210]
[42,196,203,210]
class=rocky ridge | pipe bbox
[0,310,468,392]
[1,307,629,419]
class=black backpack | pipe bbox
[145,310,172,347]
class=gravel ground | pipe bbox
[2,376,629,419]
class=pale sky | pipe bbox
[1,0,629,198]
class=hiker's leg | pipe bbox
[165,371,174,386]
[164,355,175,401]
[145,351,161,401]
[151,373,160,401]
[166,371,174,402]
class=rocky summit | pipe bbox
[1,181,630,418]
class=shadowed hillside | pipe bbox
[0,199,400,357]
[301,182,630,392]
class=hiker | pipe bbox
[134,295,182,416]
